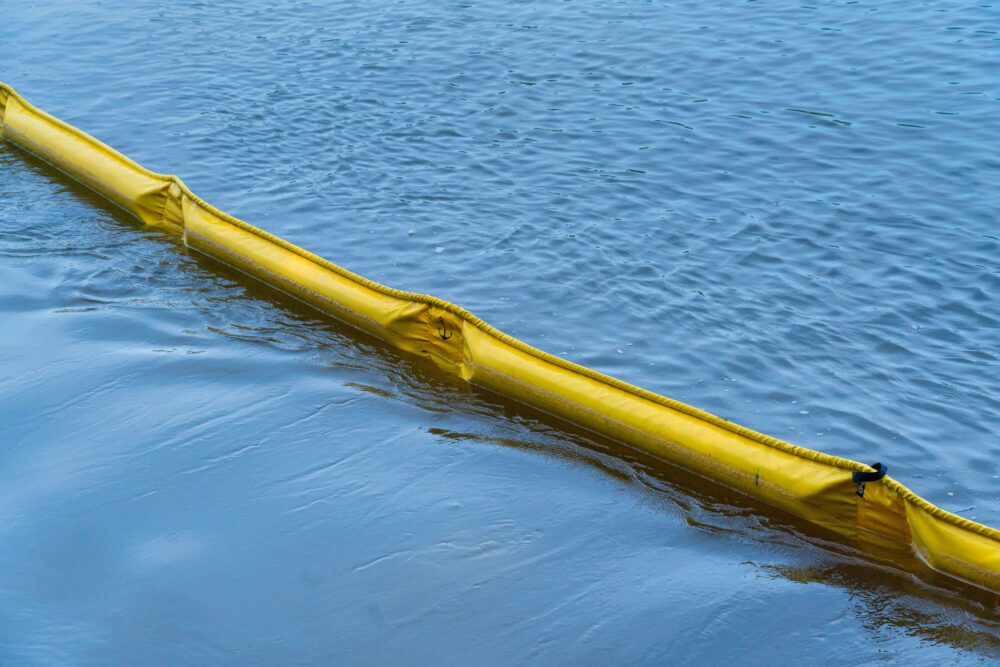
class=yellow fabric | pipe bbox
[3,81,997,592]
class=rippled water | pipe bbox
[2,0,999,661]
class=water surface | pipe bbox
[2,0,999,662]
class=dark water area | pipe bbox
[2,0,1000,662]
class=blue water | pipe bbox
[2,0,999,662]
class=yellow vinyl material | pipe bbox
[2,82,997,592]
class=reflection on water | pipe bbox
[759,562,1000,655]
[3,0,1000,661]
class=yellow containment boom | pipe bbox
[2,82,997,592]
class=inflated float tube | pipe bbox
[1,82,997,593]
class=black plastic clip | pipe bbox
[852,462,887,498]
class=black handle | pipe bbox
[852,462,887,498]
[852,462,887,484]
